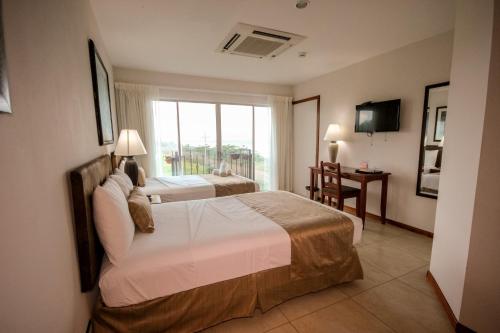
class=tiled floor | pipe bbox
[203,218,453,333]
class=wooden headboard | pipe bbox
[70,154,112,292]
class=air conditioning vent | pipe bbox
[217,23,305,59]
[252,30,291,41]
[223,33,241,50]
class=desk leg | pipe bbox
[309,169,315,200]
[381,176,388,224]
[360,181,367,228]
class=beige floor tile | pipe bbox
[203,307,287,333]
[339,260,394,296]
[279,286,347,321]
[398,265,434,297]
[291,299,394,333]
[267,323,298,333]
[379,233,433,261]
[357,229,391,247]
[364,220,408,238]
[353,280,453,333]
[356,242,428,277]
[203,220,451,332]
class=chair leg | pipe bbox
[321,194,325,204]
[355,194,361,217]
[338,198,344,211]
[328,196,332,207]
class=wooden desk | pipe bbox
[309,166,391,224]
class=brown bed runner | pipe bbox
[201,174,257,197]
[236,190,360,281]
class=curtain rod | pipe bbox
[114,81,292,99]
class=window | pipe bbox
[153,100,272,190]
[178,102,217,175]
[221,104,253,179]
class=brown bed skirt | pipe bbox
[93,259,362,333]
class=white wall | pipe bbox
[460,3,500,330]
[114,67,293,100]
[0,0,116,332]
[429,0,494,320]
[293,32,453,232]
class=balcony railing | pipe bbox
[162,146,253,179]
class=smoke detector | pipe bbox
[217,23,306,59]
[296,0,310,9]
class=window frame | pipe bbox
[157,99,270,181]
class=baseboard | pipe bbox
[455,322,476,333]
[426,271,477,333]
[426,271,457,328]
[344,205,433,238]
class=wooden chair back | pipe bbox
[320,161,342,196]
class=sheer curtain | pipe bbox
[269,95,294,191]
[115,83,161,177]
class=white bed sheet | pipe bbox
[143,175,215,202]
[421,173,440,191]
[99,195,363,307]
[99,196,291,307]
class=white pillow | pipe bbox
[110,174,132,197]
[93,178,135,265]
[114,168,133,191]
[424,149,438,168]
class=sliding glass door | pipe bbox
[178,102,217,175]
[220,104,253,178]
[153,100,272,190]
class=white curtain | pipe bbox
[115,83,161,177]
[269,95,294,191]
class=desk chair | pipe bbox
[320,161,362,223]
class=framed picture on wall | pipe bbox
[88,39,113,145]
[433,105,447,142]
[0,3,11,114]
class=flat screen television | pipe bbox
[355,99,401,133]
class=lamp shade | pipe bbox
[323,124,341,142]
[115,129,147,156]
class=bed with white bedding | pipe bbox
[99,194,363,307]
[421,172,440,193]
[143,174,259,202]
[69,155,363,333]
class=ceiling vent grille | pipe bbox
[217,23,305,59]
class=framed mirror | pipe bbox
[416,82,449,198]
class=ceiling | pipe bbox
[90,0,455,85]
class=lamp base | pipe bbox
[123,156,139,186]
[328,142,339,163]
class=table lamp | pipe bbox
[115,129,147,185]
[323,124,341,163]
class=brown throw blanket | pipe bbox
[200,174,257,196]
[237,191,360,281]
